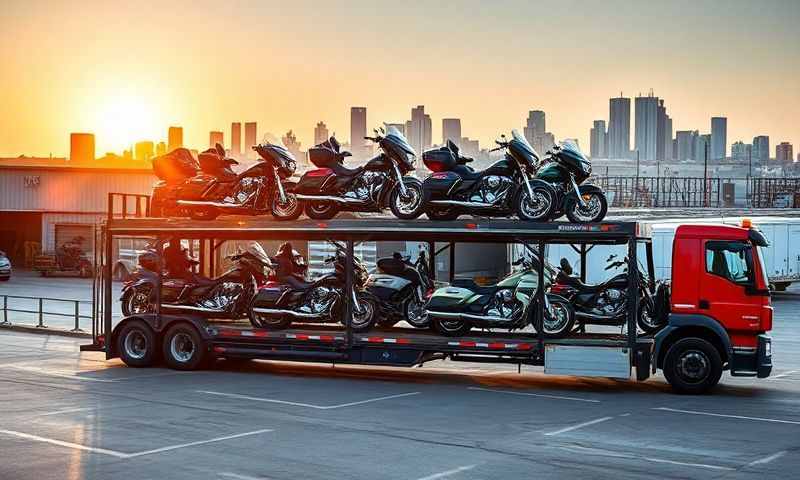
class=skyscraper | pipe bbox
[776,142,793,163]
[675,131,696,161]
[731,141,751,163]
[590,120,607,158]
[350,107,367,159]
[656,100,672,162]
[231,122,242,156]
[608,95,630,159]
[409,105,431,154]
[753,135,770,163]
[167,126,183,153]
[69,133,95,163]
[523,110,545,146]
[244,122,257,158]
[209,131,224,149]
[442,118,462,146]
[134,141,154,161]
[711,117,727,161]
[634,92,658,161]
[156,142,166,156]
[314,121,329,146]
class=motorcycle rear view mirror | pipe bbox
[215,143,225,157]
[559,258,573,275]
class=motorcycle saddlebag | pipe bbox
[295,168,335,195]
[422,146,457,172]
[251,285,286,309]
[423,171,461,200]
[427,286,476,312]
[153,148,199,183]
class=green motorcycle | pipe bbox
[426,256,575,337]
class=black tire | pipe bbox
[538,297,575,338]
[389,178,425,220]
[773,282,789,292]
[425,208,460,221]
[271,191,304,221]
[350,294,378,332]
[404,296,430,328]
[248,303,292,329]
[162,323,210,371]
[121,286,153,317]
[565,192,608,223]
[305,201,339,220]
[116,320,158,368]
[637,298,664,334]
[662,337,723,394]
[515,184,556,221]
[189,207,219,221]
[432,316,472,336]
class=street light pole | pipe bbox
[703,141,709,207]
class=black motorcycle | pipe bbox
[419,131,555,221]
[290,127,424,220]
[532,141,607,223]
[150,141,297,221]
[120,242,271,320]
[550,255,664,333]
[248,243,379,332]
[367,250,435,329]
[426,254,574,337]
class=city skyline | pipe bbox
[2,0,799,158]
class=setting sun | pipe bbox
[88,90,163,153]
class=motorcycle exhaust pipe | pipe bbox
[294,195,367,205]
[427,310,511,323]
[250,307,326,319]
[162,304,227,313]
[428,200,501,208]
[176,200,243,209]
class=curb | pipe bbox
[0,324,92,338]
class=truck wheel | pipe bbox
[663,337,723,394]
[117,320,158,368]
[432,316,471,336]
[162,324,209,371]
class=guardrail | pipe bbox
[1,294,92,332]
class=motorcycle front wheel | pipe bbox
[515,185,556,222]
[305,201,339,220]
[350,293,377,332]
[565,192,608,223]
[538,297,575,338]
[121,287,154,317]
[271,192,303,221]
[637,298,664,334]
[389,178,425,220]
[404,296,429,328]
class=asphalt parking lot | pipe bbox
[0,282,799,479]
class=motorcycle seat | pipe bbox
[451,278,498,295]
[451,164,482,181]
[557,273,607,293]
[331,163,364,177]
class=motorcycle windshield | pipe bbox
[245,242,271,265]
[382,126,416,169]
[508,129,540,167]
[558,140,591,176]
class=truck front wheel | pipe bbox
[663,337,722,394]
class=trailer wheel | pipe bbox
[162,324,209,371]
[117,320,158,368]
[663,337,722,394]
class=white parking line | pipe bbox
[416,464,477,480]
[35,407,96,417]
[0,427,274,458]
[544,416,614,436]
[769,369,799,380]
[219,473,272,480]
[198,390,420,410]
[654,407,800,425]
[747,450,787,467]
[560,445,734,471]
[468,387,600,403]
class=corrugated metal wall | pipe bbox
[42,213,104,253]
[0,168,155,212]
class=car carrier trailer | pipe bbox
[81,193,773,394]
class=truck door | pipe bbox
[699,240,761,331]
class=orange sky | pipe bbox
[1,0,798,158]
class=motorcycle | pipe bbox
[419,130,556,221]
[550,254,665,333]
[248,243,379,332]
[426,254,574,337]
[366,250,435,329]
[120,242,271,319]
[290,127,424,220]
[150,141,297,221]
[532,141,608,223]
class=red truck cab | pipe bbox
[655,220,773,393]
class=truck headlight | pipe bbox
[764,340,772,357]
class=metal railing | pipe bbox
[108,192,151,221]
[594,176,728,208]
[1,294,92,333]
[751,178,800,208]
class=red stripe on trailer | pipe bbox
[367,337,384,343]
[213,346,226,353]
[488,342,506,350]
[295,334,309,341]
[459,341,477,347]
[320,335,335,342]
[517,343,533,350]
[218,329,241,337]
[396,338,411,345]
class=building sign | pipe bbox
[24,175,41,188]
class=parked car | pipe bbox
[0,250,10,281]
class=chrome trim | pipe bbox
[251,307,325,319]
[176,200,245,209]
[275,174,287,203]
[391,160,408,196]
[570,175,587,207]
[427,310,513,323]
[673,303,696,309]
[428,200,500,208]
[162,304,226,313]
[295,194,367,205]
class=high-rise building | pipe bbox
[695,133,711,163]
[350,107,367,159]
[134,141,155,161]
[244,122,257,158]
[409,105,432,154]
[675,131,696,161]
[731,141,752,164]
[442,118,462,146]
[314,121,329,146]
[69,133,95,163]
[539,132,556,154]
[231,122,242,156]
[209,131,224,149]
[752,135,770,163]
[634,92,658,161]
[608,95,630,159]
[776,142,793,163]
[156,142,167,156]
[664,117,673,161]
[167,126,183,153]
[711,117,727,161]
[523,110,545,146]
[589,120,607,158]
[656,100,672,162]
